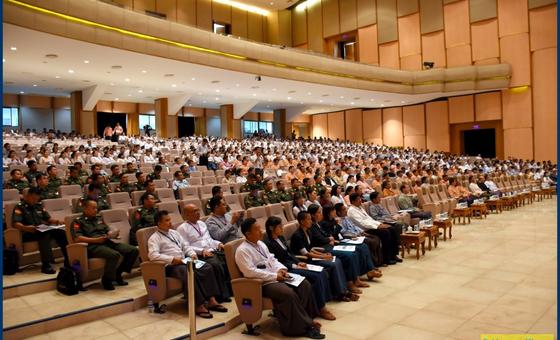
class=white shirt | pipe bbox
[469,182,483,194]
[176,221,221,254]
[331,195,346,206]
[235,240,286,284]
[172,179,189,191]
[485,180,499,191]
[347,205,381,230]
[148,228,196,264]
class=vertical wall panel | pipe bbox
[474,92,502,121]
[400,54,422,70]
[177,0,197,27]
[212,1,231,24]
[357,0,377,27]
[382,107,403,146]
[327,111,346,140]
[312,114,328,138]
[322,0,340,37]
[421,30,446,68]
[532,47,557,162]
[501,88,533,129]
[345,109,363,142]
[379,41,400,69]
[443,0,470,47]
[358,25,379,65]
[133,0,155,12]
[247,12,263,42]
[196,0,212,31]
[425,101,450,151]
[504,128,534,160]
[307,1,324,52]
[402,104,425,135]
[54,110,72,132]
[446,44,472,66]
[497,0,528,37]
[292,7,308,46]
[404,136,427,149]
[167,115,178,138]
[398,13,421,56]
[500,33,531,86]
[471,19,499,61]
[397,0,419,16]
[377,0,398,43]
[420,0,444,34]
[231,7,248,38]
[448,95,474,123]
[340,0,358,33]
[155,0,177,21]
[529,5,557,51]
[362,109,383,144]
[469,0,497,23]
[528,0,557,9]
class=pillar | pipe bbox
[71,91,96,136]
[273,109,286,138]
[220,104,234,138]
[154,98,168,138]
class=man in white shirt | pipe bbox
[235,218,324,339]
[347,193,401,266]
[148,210,228,318]
[177,204,231,302]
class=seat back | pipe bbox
[3,189,19,203]
[156,202,183,226]
[189,177,202,186]
[64,213,84,243]
[282,201,295,221]
[199,185,214,200]
[282,221,299,243]
[203,177,217,185]
[60,185,83,198]
[265,203,288,225]
[155,188,175,202]
[178,186,199,200]
[107,192,133,209]
[386,196,400,214]
[100,209,132,244]
[189,171,202,178]
[136,226,156,262]
[42,198,72,222]
[153,179,168,188]
[224,194,243,211]
[224,238,245,280]
[131,190,146,206]
[4,201,18,229]
[246,206,268,229]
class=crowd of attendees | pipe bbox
[3,130,557,339]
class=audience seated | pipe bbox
[206,196,244,244]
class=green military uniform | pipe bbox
[239,183,252,193]
[116,183,134,194]
[24,170,41,184]
[65,176,85,186]
[130,207,158,246]
[12,201,68,265]
[288,187,305,198]
[262,190,281,204]
[109,175,121,183]
[135,182,146,191]
[277,189,293,202]
[37,185,60,200]
[78,169,89,177]
[99,184,110,198]
[125,169,136,174]
[314,183,326,193]
[147,172,161,181]
[244,193,265,208]
[76,195,110,213]
[47,176,62,193]
[5,179,29,193]
[71,215,138,281]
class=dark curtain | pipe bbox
[97,112,127,137]
[178,116,195,137]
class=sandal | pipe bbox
[319,310,336,321]
[356,281,370,288]
[347,292,360,301]
[196,311,213,319]
[207,304,228,313]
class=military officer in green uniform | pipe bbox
[124,162,137,174]
[4,169,29,194]
[65,166,85,186]
[12,188,69,273]
[109,164,121,183]
[288,178,306,198]
[74,162,89,177]
[244,185,265,208]
[313,174,326,193]
[46,166,62,193]
[115,173,134,194]
[36,174,60,200]
[135,172,147,191]
[239,174,258,193]
[130,193,158,246]
[91,174,111,198]
[71,199,139,290]
[76,184,110,213]
[147,165,163,181]
[262,179,281,204]
[24,160,42,184]
[276,180,293,202]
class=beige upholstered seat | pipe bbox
[265,203,288,225]
[107,192,133,210]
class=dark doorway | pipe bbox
[178,116,195,137]
[97,112,127,137]
[462,128,496,158]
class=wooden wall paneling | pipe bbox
[504,128,534,160]
[196,0,212,31]
[327,111,345,140]
[398,13,421,56]
[443,0,470,47]
[322,0,340,37]
[312,114,328,138]
[471,19,499,61]
[497,0,528,37]
[377,0,398,44]
[421,30,446,68]
[379,41,400,69]
[362,109,383,144]
[133,0,155,12]
[532,47,557,162]
[529,5,557,51]
[358,25,379,65]
[3,94,18,107]
[404,135,426,149]
[400,54,422,70]
[212,0,232,24]
[397,0,418,16]
[112,0,133,8]
[528,0,557,9]
[339,0,358,33]
[474,91,502,121]
[419,0,443,34]
[177,0,197,27]
[292,6,308,46]
[306,1,323,52]
[448,95,474,124]
[382,107,403,146]
[357,0,377,27]
[402,104,425,136]
[247,12,264,42]
[469,0,497,23]
[155,0,177,21]
[501,88,532,129]
[20,95,51,108]
[231,7,248,38]
[345,109,363,142]
[446,44,472,67]
[425,101,450,151]
[500,33,531,86]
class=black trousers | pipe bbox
[23,229,69,266]
[201,252,231,301]
[363,235,384,267]
[365,228,397,264]
[165,262,220,306]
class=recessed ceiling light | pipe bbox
[340,96,344,99]
[299,102,304,104]
[235,83,239,87]
[350,102,355,105]
[215,89,220,93]
[142,70,147,73]
[197,92,202,95]
[319,100,323,103]
[171,84,177,87]
[19,91,24,94]
[252,93,257,96]
[381,104,385,107]
[10,47,17,51]
[32,84,38,87]
[138,89,143,93]
[401,101,406,104]
[307,92,311,95]
[110,82,115,86]
[370,99,375,101]
[272,88,277,91]
[127,94,132,97]
[84,60,90,64]
[124,78,130,82]
[267,99,272,102]
[111,65,122,69]
[215,97,219,100]
[287,97,292,100]
[68,69,75,73]
[115,98,119,101]
[55,75,61,79]
[164,73,174,77]
[267,105,271,108]
[188,104,192,106]
[45,54,58,58]
[191,77,196,80]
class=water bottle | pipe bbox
[147,299,155,313]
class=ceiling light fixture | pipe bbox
[191,77,196,80]
[84,60,90,64]
[287,97,292,100]
[55,75,61,78]
[111,65,122,69]
[307,92,312,95]
[110,82,115,86]
[350,102,355,105]
[32,84,37,87]
[138,89,143,93]
[296,0,320,12]
[68,69,74,73]
[213,0,269,15]
[272,88,277,91]
[252,93,257,96]
[141,70,147,73]
[10,46,17,51]
[115,98,119,101]
[124,78,130,82]
[339,96,344,99]
[19,91,24,94]
[235,83,239,87]
[171,84,177,87]
[215,89,220,93]
[319,100,323,103]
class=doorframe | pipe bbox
[449,120,504,159]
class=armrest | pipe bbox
[67,242,89,273]
[4,228,23,254]
[295,255,307,260]
[230,277,265,324]
[140,261,169,301]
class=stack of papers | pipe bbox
[35,224,65,233]
[182,257,206,269]
[343,236,365,244]
[284,273,306,287]
[303,264,324,272]
[333,245,356,252]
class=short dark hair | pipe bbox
[211,186,222,196]
[265,216,282,238]
[307,203,321,216]
[208,196,223,212]
[154,165,162,172]
[27,160,36,167]
[155,210,168,224]
[10,169,21,176]
[334,203,345,214]
[296,211,310,223]
[140,192,156,205]
[241,218,256,236]
[349,192,361,203]
[27,187,41,196]
[136,172,143,179]
[369,191,380,201]
[47,165,56,173]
